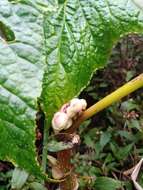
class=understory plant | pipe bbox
[0,0,143,189]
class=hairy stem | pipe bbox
[73,73,143,130]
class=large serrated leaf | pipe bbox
[0,0,45,178]
[0,0,143,179]
[41,0,143,118]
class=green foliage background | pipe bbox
[73,35,143,189]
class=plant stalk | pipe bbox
[72,73,143,130]
[41,118,50,173]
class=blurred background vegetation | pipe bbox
[76,34,143,190]
[0,35,143,190]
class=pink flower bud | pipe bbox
[52,112,72,132]
[67,98,87,118]
[70,98,82,112]
[52,98,87,132]
[60,103,70,113]
[52,112,69,132]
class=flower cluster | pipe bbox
[52,98,87,133]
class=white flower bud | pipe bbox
[69,99,82,114]
[80,99,87,110]
[52,112,73,132]
[70,98,81,107]
[52,112,69,132]
[66,106,77,118]
[67,98,87,118]
[52,98,87,132]
[64,118,73,130]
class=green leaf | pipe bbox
[100,132,111,149]
[0,0,46,178]
[29,182,47,190]
[41,0,143,118]
[1,0,143,179]
[11,168,29,189]
[94,177,123,190]
[117,130,135,141]
[127,119,141,131]
[47,140,73,152]
[121,99,139,111]
[110,143,133,160]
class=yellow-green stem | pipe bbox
[75,73,143,128]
